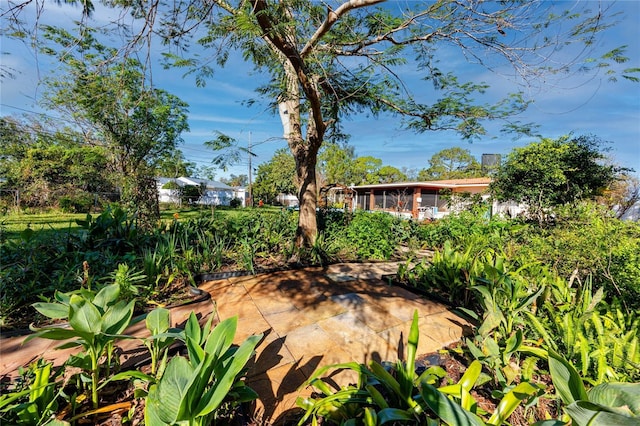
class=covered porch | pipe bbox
[350,178,492,220]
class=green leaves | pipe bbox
[298,311,541,425]
[548,352,640,425]
[145,315,262,425]
[27,283,135,409]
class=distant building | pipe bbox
[156,177,246,207]
[349,178,490,219]
[348,178,524,220]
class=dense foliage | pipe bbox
[1,199,639,424]
[491,135,625,223]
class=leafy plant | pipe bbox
[547,350,640,425]
[0,360,64,425]
[297,310,541,425]
[144,313,262,425]
[526,273,640,383]
[108,263,147,301]
[413,240,491,307]
[27,283,135,409]
[141,307,179,377]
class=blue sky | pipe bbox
[1,1,639,180]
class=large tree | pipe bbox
[38,27,190,223]
[155,149,197,178]
[318,142,356,186]
[6,0,635,248]
[418,147,483,181]
[252,148,297,204]
[490,135,626,223]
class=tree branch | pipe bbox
[300,0,386,58]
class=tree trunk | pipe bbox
[293,144,319,249]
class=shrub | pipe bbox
[519,201,640,310]
[58,192,94,213]
[229,197,242,208]
[344,211,398,260]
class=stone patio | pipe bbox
[0,262,471,425]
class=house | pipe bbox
[349,178,496,220]
[157,177,245,207]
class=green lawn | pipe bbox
[0,205,282,240]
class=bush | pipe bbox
[418,209,522,253]
[58,192,94,213]
[161,180,181,190]
[344,211,399,260]
[519,202,640,310]
[229,197,242,208]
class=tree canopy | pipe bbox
[5,0,636,248]
[490,135,626,223]
[418,147,484,181]
[0,117,117,209]
[40,28,190,177]
[252,148,297,204]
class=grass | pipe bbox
[0,205,284,240]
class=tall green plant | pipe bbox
[297,311,541,425]
[27,283,135,409]
[547,350,640,425]
[144,313,262,425]
[0,360,64,425]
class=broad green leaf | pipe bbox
[504,330,523,356]
[487,381,541,425]
[101,300,135,335]
[195,333,262,417]
[144,385,169,426]
[231,384,259,403]
[32,302,69,320]
[54,290,72,305]
[484,335,501,358]
[438,384,463,398]
[588,382,640,414]
[377,407,415,424]
[459,360,482,393]
[68,295,101,335]
[25,328,79,342]
[147,355,195,423]
[547,350,588,404]
[31,362,52,401]
[93,283,120,310]
[186,335,206,367]
[146,308,171,335]
[420,383,485,426]
[565,400,639,426]
[203,315,237,360]
[184,312,201,344]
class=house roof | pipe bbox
[178,177,233,190]
[156,177,233,190]
[351,177,491,190]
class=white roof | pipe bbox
[157,177,233,190]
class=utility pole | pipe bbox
[248,132,253,207]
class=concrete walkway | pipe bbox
[0,262,471,425]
